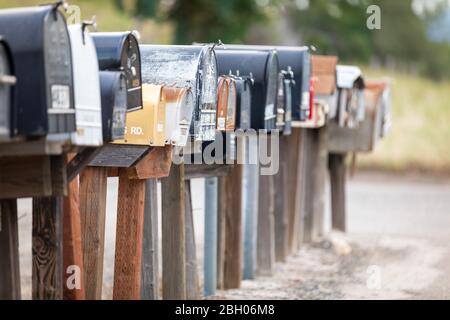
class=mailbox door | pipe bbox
[92,32,143,111]
[234,77,252,131]
[276,73,286,131]
[163,86,194,147]
[216,77,228,132]
[0,39,14,142]
[99,71,127,142]
[115,84,165,146]
[283,78,293,135]
[265,52,278,130]
[226,79,237,131]
[68,24,103,146]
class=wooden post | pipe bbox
[204,177,218,296]
[242,140,259,280]
[286,128,302,253]
[79,167,108,300]
[257,173,275,276]
[302,127,328,243]
[32,197,63,300]
[185,180,200,299]
[113,169,146,300]
[329,153,347,232]
[274,136,290,262]
[161,164,186,300]
[221,165,244,289]
[295,129,308,249]
[0,199,21,300]
[216,177,226,290]
[63,177,85,300]
[141,179,159,300]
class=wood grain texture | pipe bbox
[79,167,108,300]
[274,136,290,262]
[312,127,328,239]
[127,146,173,180]
[66,148,102,182]
[257,173,275,276]
[113,169,146,300]
[286,129,301,253]
[221,165,244,289]
[329,153,347,232]
[0,138,64,157]
[184,181,200,299]
[0,156,52,199]
[0,199,21,300]
[295,129,308,248]
[89,144,151,168]
[141,179,159,300]
[161,164,186,299]
[63,176,85,300]
[32,197,63,300]
[184,164,233,180]
[302,129,316,243]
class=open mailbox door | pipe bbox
[336,65,365,128]
[68,23,103,147]
[92,31,143,112]
[0,37,15,143]
[214,49,279,131]
[139,44,218,142]
[0,3,75,140]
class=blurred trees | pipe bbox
[113,0,450,79]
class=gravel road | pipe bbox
[15,172,450,299]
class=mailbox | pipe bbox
[224,45,311,122]
[0,37,15,142]
[216,76,237,132]
[92,32,143,111]
[68,23,103,146]
[312,55,338,119]
[214,49,279,130]
[163,86,194,147]
[140,45,218,141]
[0,3,76,138]
[233,75,252,131]
[115,84,166,146]
[99,71,127,142]
[336,65,365,128]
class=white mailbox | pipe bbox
[336,65,365,128]
[68,23,103,147]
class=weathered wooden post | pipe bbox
[204,177,218,296]
[185,180,200,299]
[329,153,347,232]
[0,199,21,300]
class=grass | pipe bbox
[357,67,450,173]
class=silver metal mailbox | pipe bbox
[68,23,103,146]
[0,3,76,139]
[336,65,365,128]
[139,45,218,142]
[0,37,15,142]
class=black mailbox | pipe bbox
[0,37,15,142]
[140,44,218,141]
[277,68,294,135]
[225,45,311,121]
[231,75,252,131]
[99,71,127,142]
[92,32,143,112]
[0,3,76,138]
[214,49,279,131]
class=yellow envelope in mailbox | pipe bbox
[115,84,166,146]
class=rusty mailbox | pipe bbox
[92,31,143,112]
[68,22,103,146]
[216,76,237,132]
[139,45,218,142]
[214,49,279,131]
[99,71,127,142]
[336,65,365,128]
[0,3,76,139]
[0,37,15,142]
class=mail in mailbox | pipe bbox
[214,49,279,130]
[92,31,143,111]
[139,45,218,142]
[336,65,365,128]
[115,84,166,146]
[0,37,15,142]
[216,76,237,132]
[99,71,127,142]
[162,86,194,147]
[68,23,103,147]
[0,3,76,138]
